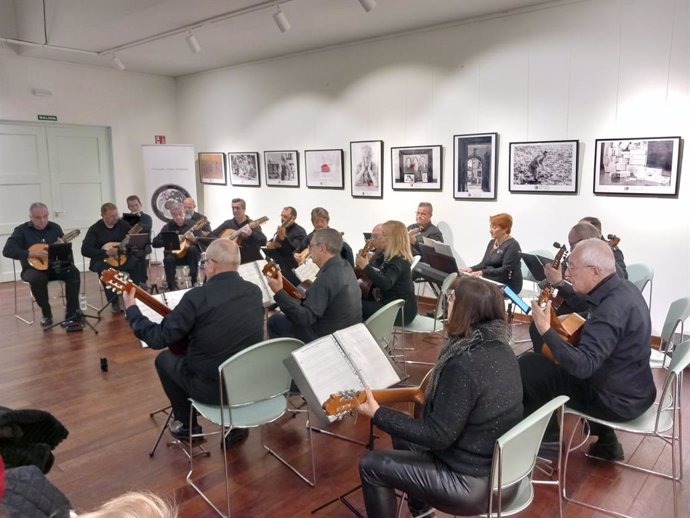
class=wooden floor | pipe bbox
[1,273,687,517]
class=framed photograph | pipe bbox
[593,137,682,197]
[453,133,498,199]
[509,140,579,193]
[228,152,260,187]
[305,149,344,189]
[264,150,300,187]
[198,152,227,185]
[390,145,442,191]
[350,140,383,198]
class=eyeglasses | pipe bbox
[566,262,594,273]
[415,211,430,216]
[308,242,321,250]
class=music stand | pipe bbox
[127,233,150,251]
[519,252,552,282]
[44,243,101,334]
[160,231,181,252]
[122,212,141,227]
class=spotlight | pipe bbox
[112,54,125,71]
[186,32,201,54]
[273,8,291,33]
[358,0,376,12]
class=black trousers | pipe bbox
[21,265,80,318]
[359,437,518,517]
[162,246,200,289]
[90,257,144,303]
[154,350,219,424]
[519,351,627,439]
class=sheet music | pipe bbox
[333,324,400,389]
[433,242,454,257]
[238,260,273,307]
[137,288,191,348]
[295,258,319,283]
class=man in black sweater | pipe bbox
[210,198,266,264]
[126,194,153,286]
[265,206,308,287]
[3,202,81,327]
[407,202,444,256]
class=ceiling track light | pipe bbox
[186,32,201,53]
[112,54,126,71]
[273,5,291,33]
[358,0,376,13]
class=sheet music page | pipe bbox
[238,260,272,306]
[433,242,454,257]
[333,323,401,389]
[136,292,168,348]
[295,258,319,283]
[291,335,363,407]
[163,287,192,308]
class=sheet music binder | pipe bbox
[48,242,73,264]
[237,259,274,307]
[284,323,402,427]
[135,288,191,348]
[519,253,553,282]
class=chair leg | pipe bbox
[262,407,316,486]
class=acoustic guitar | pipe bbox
[607,234,621,249]
[262,259,311,300]
[27,229,81,271]
[172,216,208,258]
[102,223,143,267]
[355,238,377,299]
[323,371,431,420]
[219,216,269,246]
[100,268,188,355]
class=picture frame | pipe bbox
[593,137,682,197]
[350,140,383,198]
[228,152,261,187]
[453,133,498,200]
[304,149,344,189]
[509,140,579,193]
[390,145,442,191]
[264,150,300,187]
[198,152,227,185]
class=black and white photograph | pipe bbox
[305,149,344,189]
[453,133,498,199]
[350,140,383,198]
[593,137,682,197]
[509,139,579,193]
[391,145,442,191]
[198,152,227,185]
[228,152,260,187]
[264,150,300,187]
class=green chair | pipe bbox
[364,298,405,354]
[186,337,314,517]
[562,339,690,518]
[650,296,690,369]
[627,263,654,312]
[410,254,421,270]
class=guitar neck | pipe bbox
[133,286,171,316]
[371,386,425,406]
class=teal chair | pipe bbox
[627,263,654,312]
[186,337,314,517]
[562,340,690,518]
[365,298,405,355]
[650,296,690,369]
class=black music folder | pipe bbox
[418,243,458,274]
[160,231,181,251]
[48,242,73,265]
[127,233,150,250]
[519,253,553,282]
[122,213,141,227]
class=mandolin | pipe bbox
[262,259,311,300]
[27,229,81,271]
[100,268,188,355]
[323,371,431,419]
[102,223,143,267]
[219,216,268,246]
[173,216,208,258]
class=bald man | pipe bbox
[520,239,655,461]
[123,239,264,444]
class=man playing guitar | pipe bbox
[210,198,267,264]
[3,202,81,327]
[265,206,308,287]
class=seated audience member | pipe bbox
[580,216,628,279]
[357,277,523,517]
[267,228,361,342]
[355,220,417,325]
[461,213,522,294]
[2,202,81,327]
[407,202,443,256]
[520,238,656,461]
[122,239,264,445]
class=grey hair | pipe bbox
[312,228,343,255]
[29,202,48,214]
[570,222,602,241]
[418,202,433,215]
[206,238,241,266]
[574,238,615,275]
[168,202,184,215]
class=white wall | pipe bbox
[175,0,690,332]
[0,51,177,202]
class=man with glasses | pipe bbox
[519,238,655,461]
[407,202,443,256]
[267,228,361,342]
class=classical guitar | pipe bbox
[355,238,376,299]
[323,371,431,419]
[267,216,294,249]
[100,268,188,355]
[102,223,143,267]
[539,242,585,363]
[173,216,208,259]
[27,229,81,271]
[607,234,621,249]
[262,259,311,300]
[219,216,269,246]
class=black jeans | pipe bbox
[359,437,517,517]
[162,246,200,289]
[21,265,80,318]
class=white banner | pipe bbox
[141,144,196,234]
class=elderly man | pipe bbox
[122,239,264,443]
[519,238,655,460]
[407,202,443,256]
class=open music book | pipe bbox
[135,288,191,348]
[294,258,319,283]
[237,259,274,307]
[284,323,402,427]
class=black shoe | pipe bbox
[61,311,83,327]
[223,428,249,448]
[168,420,204,442]
[588,440,624,461]
[40,316,53,327]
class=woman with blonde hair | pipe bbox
[355,220,417,325]
[75,491,176,518]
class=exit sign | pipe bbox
[38,115,58,121]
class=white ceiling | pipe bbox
[0,0,557,77]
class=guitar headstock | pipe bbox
[261,260,280,279]
[100,268,134,295]
[251,216,269,228]
[322,390,366,418]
